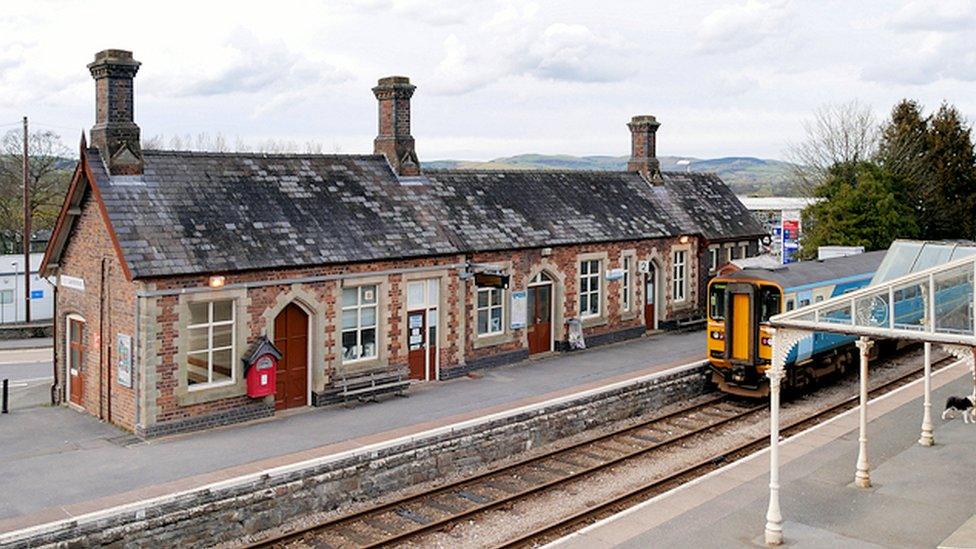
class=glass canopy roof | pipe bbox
[772,240,976,346]
[872,240,976,284]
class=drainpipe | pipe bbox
[50,276,59,405]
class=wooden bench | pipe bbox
[334,367,410,404]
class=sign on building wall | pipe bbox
[510,290,527,329]
[605,268,625,281]
[116,334,132,388]
[61,275,85,292]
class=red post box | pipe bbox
[243,337,282,399]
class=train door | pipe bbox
[795,290,814,361]
[730,293,751,361]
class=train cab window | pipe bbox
[709,283,726,320]
[758,287,782,322]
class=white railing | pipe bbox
[770,252,976,346]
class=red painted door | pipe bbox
[68,318,84,406]
[527,284,552,354]
[407,310,426,380]
[273,303,309,410]
[644,268,656,330]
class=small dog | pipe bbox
[942,395,976,424]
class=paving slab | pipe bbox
[555,360,976,549]
[0,330,702,532]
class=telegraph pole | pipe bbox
[22,116,30,323]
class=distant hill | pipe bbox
[425,154,799,196]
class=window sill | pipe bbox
[581,315,608,329]
[473,330,514,350]
[188,379,236,392]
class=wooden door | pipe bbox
[407,310,426,380]
[644,267,656,330]
[68,318,84,406]
[273,303,309,410]
[527,284,552,354]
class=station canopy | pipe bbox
[770,240,976,346]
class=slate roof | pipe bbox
[82,149,765,279]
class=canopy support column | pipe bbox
[855,337,873,488]
[919,342,934,446]
[764,328,803,546]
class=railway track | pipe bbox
[250,354,954,549]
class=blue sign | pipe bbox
[30,290,43,299]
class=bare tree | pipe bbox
[785,100,880,194]
[145,132,325,154]
[0,129,72,252]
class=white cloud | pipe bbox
[431,5,632,95]
[695,0,791,54]
[887,0,976,32]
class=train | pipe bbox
[706,250,887,397]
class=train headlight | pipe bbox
[761,336,771,346]
[710,331,725,340]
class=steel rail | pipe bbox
[245,393,740,548]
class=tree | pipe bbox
[800,162,918,258]
[877,99,932,234]
[926,103,976,240]
[0,129,72,253]
[785,100,880,195]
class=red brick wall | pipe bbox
[55,188,138,430]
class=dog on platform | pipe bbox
[942,395,976,424]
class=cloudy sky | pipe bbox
[0,0,973,160]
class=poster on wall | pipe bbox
[510,290,527,329]
[117,334,132,387]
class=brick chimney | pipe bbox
[373,76,420,176]
[627,115,662,183]
[88,49,143,175]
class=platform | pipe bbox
[554,358,976,548]
[0,329,700,534]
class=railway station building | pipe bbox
[40,50,764,436]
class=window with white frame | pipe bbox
[738,242,749,259]
[621,256,633,312]
[672,250,687,302]
[579,259,601,318]
[342,285,378,362]
[476,287,504,336]
[708,247,719,272]
[187,300,235,388]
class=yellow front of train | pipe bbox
[707,276,782,397]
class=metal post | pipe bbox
[22,115,30,324]
[919,342,934,446]
[2,378,8,414]
[855,337,873,488]
[765,330,784,545]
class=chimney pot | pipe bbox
[627,114,662,183]
[373,76,420,176]
[88,49,142,175]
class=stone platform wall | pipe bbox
[2,361,710,548]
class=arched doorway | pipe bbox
[528,271,554,354]
[273,303,309,410]
[644,261,659,331]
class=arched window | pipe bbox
[530,271,553,285]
